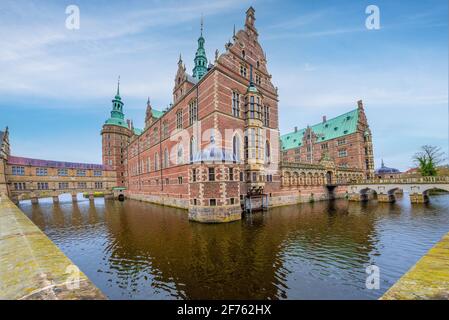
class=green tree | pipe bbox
[413,145,445,176]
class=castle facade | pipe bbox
[101,7,372,223]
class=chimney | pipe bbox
[127,119,131,129]
[322,115,327,123]
[357,100,364,109]
[294,126,298,133]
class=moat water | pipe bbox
[19,194,449,300]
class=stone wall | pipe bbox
[188,204,242,223]
[126,192,190,209]
[381,232,449,300]
[0,196,105,300]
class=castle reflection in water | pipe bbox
[22,194,449,299]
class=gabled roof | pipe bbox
[280,109,359,151]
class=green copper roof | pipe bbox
[133,128,143,135]
[192,19,208,80]
[280,109,359,150]
[152,109,164,119]
[105,117,128,128]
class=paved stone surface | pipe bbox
[0,196,106,300]
[382,232,449,300]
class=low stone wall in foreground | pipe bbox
[381,232,449,300]
[0,196,105,300]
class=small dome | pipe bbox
[192,144,236,163]
[375,160,400,174]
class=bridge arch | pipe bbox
[421,185,449,194]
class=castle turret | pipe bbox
[101,77,133,187]
[192,17,208,80]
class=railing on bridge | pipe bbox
[350,176,449,185]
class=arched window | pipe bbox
[177,144,183,165]
[233,135,241,163]
[154,153,159,171]
[242,50,245,59]
[190,136,197,163]
[164,148,169,168]
[265,140,270,163]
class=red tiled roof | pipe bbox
[7,155,113,171]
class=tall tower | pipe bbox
[358,100,375,179]
[144,97,153,129]
[101,77,133,187]
[192,17,208,80]
[244,65,265,194]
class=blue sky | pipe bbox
[0,0,447,170]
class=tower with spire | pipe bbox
[145,97,153,129]
[108,76,125,123]
[101,77,134,187]
[192,16,208,80]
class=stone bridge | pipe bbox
[10,187,114,204]
[347,176,449,203]
[1,155,117,204]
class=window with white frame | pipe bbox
[263,105,269,126]
[37,182,49,190]
[177,144,183,165]
[338,149,347,157]
[232,91,240,117]
[94,170,102,176]
[36,168,47,176]
[155,153,159,171]
[240,65,247,78]
[94,182,103,189]
[58,182,69,189]
[189,99,198,125]
[176,110,183,129]
[12,166,25,175]
[77,182,87,188]
[164,148,169,168]
[162,121,169,139]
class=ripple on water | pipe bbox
[19,195,449,299]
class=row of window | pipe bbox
[13,182,104,190]
[130,168,274,185]
[233,92,270,126]
[239,63,266,86]
[11,166,102,177]
[192,198,237,206]
[129,135,272,176]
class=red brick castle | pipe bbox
[101,7,374,223]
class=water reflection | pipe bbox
[20,194,449,300]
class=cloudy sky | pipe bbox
[0,0,447,170]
